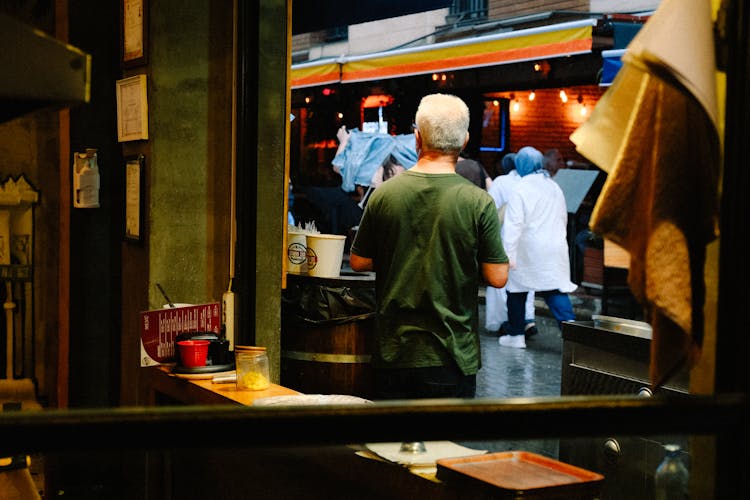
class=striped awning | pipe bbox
[289,57,341,89]
[291,19,596,89]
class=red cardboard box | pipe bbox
[139,302,221,367]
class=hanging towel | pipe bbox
[570,0,720,388]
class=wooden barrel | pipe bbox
[281,315,374,399]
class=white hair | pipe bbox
[414,94,469,154]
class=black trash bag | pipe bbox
[282,281,375,327]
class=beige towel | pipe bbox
[570,0,720,388]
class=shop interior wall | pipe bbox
[0,1,123,408]
[121,0,234,406]
[65,0,233,409]
[0,0,233,409]
[67,1,123,408]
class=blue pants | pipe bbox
[506,290,575,336]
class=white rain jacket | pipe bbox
[502,171,577,293]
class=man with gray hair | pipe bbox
[350,93,509,399]
[543,148,566,177]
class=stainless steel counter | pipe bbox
[561,315,688,396]
[559,316,690,500]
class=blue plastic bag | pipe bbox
[332,130,417,192]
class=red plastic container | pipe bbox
[177,340,210,368]
[436,451,604,498]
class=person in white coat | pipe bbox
[499,146,577,348]
[485,153,537,338]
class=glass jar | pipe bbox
[235,348,271,391]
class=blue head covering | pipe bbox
[515,146,545,177]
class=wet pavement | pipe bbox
[475,287,601,400]
[462,288,603,457]
[476,313,563,399]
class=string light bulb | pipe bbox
[559,90,568,103]
[528,91,536,101]
[513,100,520,112]
[533,60,551,76]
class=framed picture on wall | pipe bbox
[125,154,145,242]
[116,75,149,142]
[121,0,148,67]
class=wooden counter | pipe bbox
[141,365,300,406]
[140,365,461,497]
[141,365,603,499]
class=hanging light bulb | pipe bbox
[513,100,520,112]
[493,100,499,107]
[577,94,586,116]
[528,91,536,102]
[559,90,568,103]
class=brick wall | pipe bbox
[480,84,605,176]
[488,0,589,19]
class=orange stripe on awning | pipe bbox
[343,38,591,82]
[291,19,596,88]
[290,60,340,89]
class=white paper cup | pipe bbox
[286,230,307,274]
[305,233,346,278]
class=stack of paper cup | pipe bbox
[305,233,346,278]
[287,229,307,274]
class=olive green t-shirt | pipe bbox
[350,171,507,375]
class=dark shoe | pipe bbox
[524,323,538,338]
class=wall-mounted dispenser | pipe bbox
[73,148,100,208]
